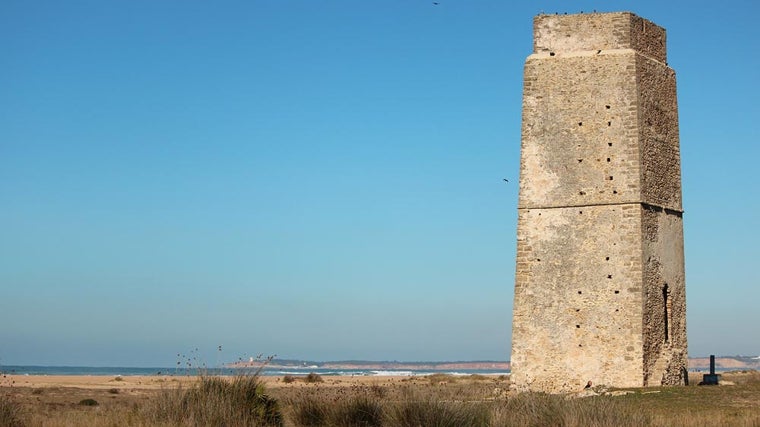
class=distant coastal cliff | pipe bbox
[230,360,510,371]
[689,356,760,371]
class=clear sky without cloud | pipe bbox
[1,0,758,367]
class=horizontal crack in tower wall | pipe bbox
[519,202,684,217]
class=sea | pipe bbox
[1,365,736,377]
[0,365,510,377]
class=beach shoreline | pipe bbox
[5,373,495,391]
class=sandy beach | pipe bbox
[4,373,435,391]
[2,373,457,422]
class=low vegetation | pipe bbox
[1,370,759,426]
[144,373,282,426]
[0,395,24,427]
[303,372,323,383]
[389,396,490,427]
[491,392,652,427]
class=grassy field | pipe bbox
[2,370,759,426]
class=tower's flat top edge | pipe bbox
[532,11,667,62]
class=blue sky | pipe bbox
[1,0,757,367]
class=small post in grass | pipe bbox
[702,355,720,385]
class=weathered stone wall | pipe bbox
[636,36,687,385]
[519,50,641,209]
[511,12,687,393]
[637,54,682,210]
[534,12,666,63]
[511,204,645,392]
[641,206,688,386]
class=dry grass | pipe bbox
[303,373,324,383]
[143,374,283,426]
[491,393,652,427]
[2,370,759,426]
[0,395,25,427]
[389,395,490,427]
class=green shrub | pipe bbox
[282,375,296,384]
[304,372,323,383]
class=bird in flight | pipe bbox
[503,178,509,182]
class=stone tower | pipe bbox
[510,12,687,393]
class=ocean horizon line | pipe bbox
[2,354,759,370]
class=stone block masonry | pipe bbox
[510,12,687,393]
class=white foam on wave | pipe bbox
[370,370,415,376]
[272,370,367,376]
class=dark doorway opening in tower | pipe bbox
[663,284,671,343]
